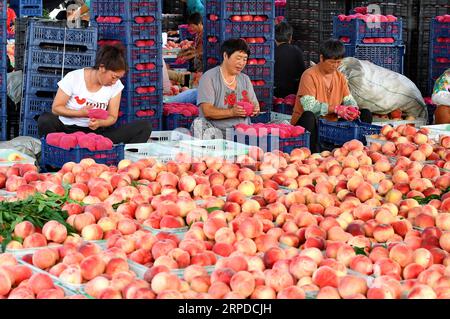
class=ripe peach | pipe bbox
[23,233,47,248]
[28,273,54,295]
[373,224,395,242]
[337,275,368,299]
[264,268,294,292]
[312,266,339,288]
[389,243,413,267]
[13,221,35,239]
[317,286,341,299]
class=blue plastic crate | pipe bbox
[346,44,405,74]
[430,42,450,59]
[27,20,98,50]
[318,119,359,146]
[94,21,161,45]
[40,138,125,169]
[0,116,6,141]
[21,95,53,120]
[253,83,274,102]
[123,68,162,89]
[333,16,403,45]
[24,72,62,94]
[0,68,6,93]
[90,0,162,22]
[235,129,309,153]
[120,89,163,115]
[206,0,275,18]
[20,116,39,137]
[248,42,275,60]
[273,103,293,114]
[10,0,42,17]
[114,112,162,131]
[244,63,274,79]
[225,21,274,38]
[0,2,6,19]
[356,121,382,145]
[430,20,450,40]
[163,113,196,130]
[26,48,97,71]
[429,61,450,87]
[275,5,286,17]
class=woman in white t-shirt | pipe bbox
[37,45,152,144]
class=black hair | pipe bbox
[187,12,202,25]
[220,38,251,59]
[94,44,128,72]
[275,21,293,43]
[320,39,346,60]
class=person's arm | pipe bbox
[200,103,246,119]
[432,73,450,106]
[52,88,90,117]
[243,75,260,116]
[89,93,121,130]
[342,94,358,106]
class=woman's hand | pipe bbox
[251,103,260,117]
[231,104,247,117]
[80,104,94,117]
[88,118,102,130]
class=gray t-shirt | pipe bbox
[197,66,259,132]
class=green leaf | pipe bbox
[206,207,221,214]
[353,246,368,256]
[112,200,128,210]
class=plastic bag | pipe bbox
[7,70,23,105]
[339,57,427,119]
[0,136,42,163]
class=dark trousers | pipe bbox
[295,109,373,153]
[37,112,152,144]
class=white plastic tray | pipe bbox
[373,118,427,127]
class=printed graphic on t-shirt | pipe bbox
[74,96,108,110]
[224,90,250,108]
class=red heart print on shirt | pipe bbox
[75,96,86,105]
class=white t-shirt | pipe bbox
[57,68,124,127]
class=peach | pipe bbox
[13,221,35,239]
[32,248,57,269]
[277,286,306,299]
[84,276,109,298]
[317,286,341,299]
[203,217,228,240]
[289,255,317,279]
[151,272,181,294]
[407,284,437,299]
[80,255,106,281]
[403,263,425,280]
[389,243,413,267]
[439,231,450,252]
[413,248,434,268]
[229,271,255,297]
[349,255,373,275]
[59,265,83,285]
[373,224,395,242]
[264,268,294,292]
[105,258,129,277]
[373,258,401,277]
[337,275,368,299]
[312,266,339,288]
[28,273,54,295]
[23,233,47,248]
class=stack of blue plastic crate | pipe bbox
[429,18,450,93]
[10,0,43,17]
[90,0,163,131]
[333,16,406,74]
[20,20,97,137]
[1,0,7,141]
[203,0,275,124]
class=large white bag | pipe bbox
[339,57,427,119]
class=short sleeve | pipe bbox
[298,71,317,97]
[196,72,216,106]
[110,80,124,98]
[57,71,76,96]
[243,74,259,106]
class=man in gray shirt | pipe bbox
[192,38,260,139]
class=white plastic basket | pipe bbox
[124,142,180,163]
[148,130,197,143]
[179,139,250,161]
[0,149,36,166]
[420,124,450,141]
[365,135,388,146]
[270,112,291,122]
[372,118,427,128]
